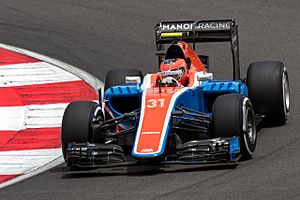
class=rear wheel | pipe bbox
[104,68,143,119]
[61,101,103,161]
[213,94,257,159]
[104,68,143,91]
[247,61,290,125]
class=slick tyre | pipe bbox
[104,68,143,91]
[61,101,102,161]
[247,61,290,125]
[213,94,257,159]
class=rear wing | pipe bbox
[155,19,240,80]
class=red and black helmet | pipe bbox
[159,58,188,84]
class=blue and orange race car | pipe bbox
[61,19,290,168]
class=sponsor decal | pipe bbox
[161,21,232,31]
[141,148,154,153]
[141,131,160,135]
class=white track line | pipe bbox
[0,150,64,189]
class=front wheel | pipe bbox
[61,101,103,161]
[213,94,257,159]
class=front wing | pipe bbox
[65,136,240,168]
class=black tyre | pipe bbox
[247,61,290,125]
[61,101,102,161]
[213,94,257,159]
[104,68,143,91]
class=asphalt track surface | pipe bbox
[0,0,299,199]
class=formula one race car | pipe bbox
[61,19,290,168]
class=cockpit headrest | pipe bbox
[165,45,185,59]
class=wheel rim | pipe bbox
[282,67,290,119]
[243,105,256,155]
[246,107,256,145]
[93,106,103,122]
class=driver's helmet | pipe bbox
[159,58,188,84]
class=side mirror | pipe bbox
[125,76,141,84]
